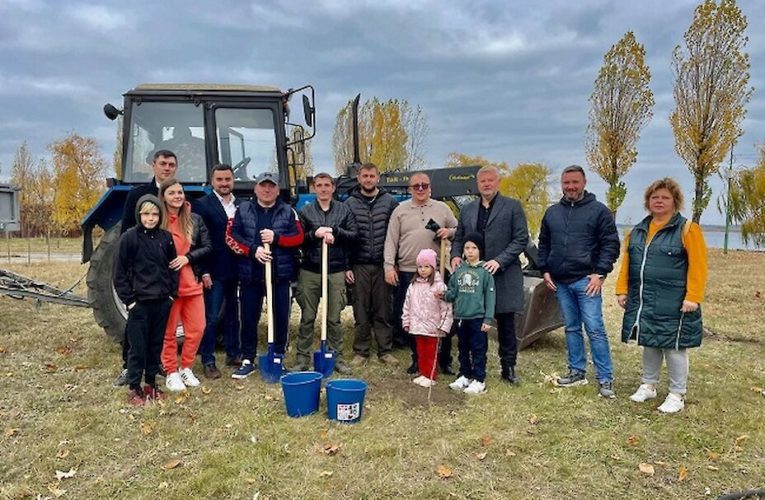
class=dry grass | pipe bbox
[0,237,80,255]
[1,250,764,499]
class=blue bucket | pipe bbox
[326,379,368,423]
[280,371,322,418]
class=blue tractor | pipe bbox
[81,84,561,348]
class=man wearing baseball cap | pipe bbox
[225,171,304,378]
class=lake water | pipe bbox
[701,230,762,251]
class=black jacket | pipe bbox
[186,211,213,281]
[299,199,358,274]
[192,193,241,281]
[344,186,399,266]
[113,194,179,305]
[120,179,159,233]
[537,191,620,283]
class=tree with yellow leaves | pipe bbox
[671,0,752,223]
[10,142,56,239]
[728,145,765,246]
[446,153,550,238]
[332,97,428,173]
[586,31,654,219]
[49,133,107,235]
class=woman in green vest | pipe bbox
[616,178,708,413]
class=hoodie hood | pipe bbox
[134,194,164,229]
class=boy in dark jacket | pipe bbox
[113,194,179,406]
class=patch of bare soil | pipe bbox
[367,376,466,409]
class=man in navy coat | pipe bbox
[192,164,242,378]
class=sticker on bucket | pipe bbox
[336,403,360,421]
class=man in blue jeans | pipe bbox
[538,165,620,398]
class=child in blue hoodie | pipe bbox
[443,232,495,395]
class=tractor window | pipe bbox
[215,108,278,182]
[124,102,207,183]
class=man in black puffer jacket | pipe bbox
[344,163,400,367]
[538,165,620,399]
[293,172,358,374]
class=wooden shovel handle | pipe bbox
[264,243,274,344]
[321,238,328,342]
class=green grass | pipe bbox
[1,250,764,499]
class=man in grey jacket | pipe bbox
[451,166,529,384]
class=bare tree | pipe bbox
[670,0,752,223]
[586,31,654,218]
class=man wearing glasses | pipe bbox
[384,172,457,374]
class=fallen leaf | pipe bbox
[707,451,719,461]
[47,485,66,497]
[140,421,154,436]
[528,415,540,425]
[235,384,245,391]
[55,468,77,480]
[505,449,516,457]
[264,394,274,401]
[188,413,198,423]
[56,449,70,459]
[4,428,20,437]
[319,470,333,478]
[174,392,189,404]
[476,452,487,461]
[55,346,72,355]
[639,463,655,476]
[74,365,88,372]
[436,465,453,479]
[158,481,169,489]
[734,435,748,452]
[253,492,260,500]
[201,386,212,395]
[250,435,257,444]
[0,347,7,353]
[707,465,719,471]
[480,435,492,447]
[44,363,58,372]
[322,443,341,456]
[161,459,182,470]
[678,464,688,482]
[655,461,670,467]
[627,436,639,446]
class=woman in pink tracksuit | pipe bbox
[401,249,453,388]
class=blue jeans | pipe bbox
[457,318,488,382]
[555,276,613,382]
[199,278,240,366]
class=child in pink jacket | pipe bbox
[402,249,454,387]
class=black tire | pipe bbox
[86,224,127,342]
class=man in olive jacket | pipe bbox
[451,166,529,384]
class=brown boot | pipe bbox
[204,363,222,380]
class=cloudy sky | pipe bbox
[1,0,763,225]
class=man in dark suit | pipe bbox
[192,164,242,379]
[113,150,178,386]
[451,166,529,384]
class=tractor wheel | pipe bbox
[86,225,127,342]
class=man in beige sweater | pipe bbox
[384,172,457,374]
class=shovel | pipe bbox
[313,238,336,378]
[258,243,284,383]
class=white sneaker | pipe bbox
[629,384,657,403]
[449,375,471,391]
[165,371,185,392]
[657,392,685,413]
[464,379,486,395]
[414,377,435,388]
[179,367,200,387]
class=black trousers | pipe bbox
[126,299,172,390]
[496,312,518,371]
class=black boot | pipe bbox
[407,353,418,375]
[501,366,519,385]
